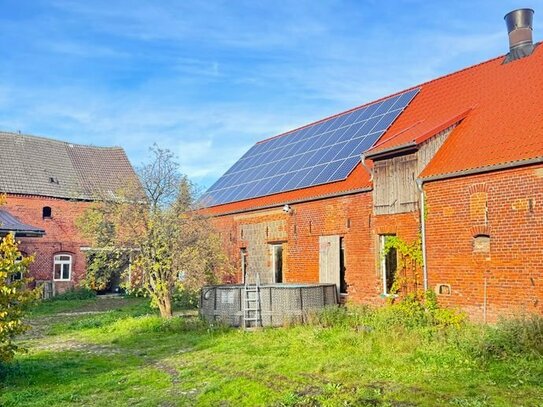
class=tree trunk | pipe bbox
[157,293,173,319]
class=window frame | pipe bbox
[53,253,73,281]
[270,243,284,283]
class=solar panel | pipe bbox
[202,88,419,206]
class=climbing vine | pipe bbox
[382,235,424,301]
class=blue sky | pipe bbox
[0,1,540,189]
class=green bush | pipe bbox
[474,314,543,360]
[49,287,96,301]
[308,291,466,332]
[172,288,199,310]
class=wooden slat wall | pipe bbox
[373,125,456,215]
[416,126,455,174]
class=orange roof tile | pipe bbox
[369,45,543,178]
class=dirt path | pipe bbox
[22,297,141,340]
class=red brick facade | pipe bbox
[212,163,543,321]
[425,164,543,321]
[213,191,422,306]
[3,194,91,294]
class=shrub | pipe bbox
[172,288,199,310]
[0,233,39,363]
[82,251,128,292]
[474,314,543,360]
[307,291,466,332]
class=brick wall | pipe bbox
[425,164,543,321]
[210,164,543,321]
[3,194,91,293]
[213,192,392,304]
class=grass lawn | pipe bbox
[1,297,542,407]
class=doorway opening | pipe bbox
[380,234,398,295]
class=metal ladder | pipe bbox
[243,273,262,329]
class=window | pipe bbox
[380,235,397,295]
[271,244,283,283]
[42,206,52,219]
[10,254,25,282]
[339,237,347,294]
[240,248,248,283]
[53,254,72,281]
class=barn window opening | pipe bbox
[473,234,491,253]
[339,237,347,294]
[53,254,72,281]
[42,206,52,219]
[271,243,283,283]
[380,235,397,295]
[436,284,452,295]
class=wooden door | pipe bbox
[319,235,340,292]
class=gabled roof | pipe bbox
[0,132,140,200]
[0,209,45,237]
[207,43,543,215]
[367,44,543,180]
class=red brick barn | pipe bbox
[0,131,139,295]
[204,9,543,321]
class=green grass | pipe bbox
[1,298,542,407]
[27,298,98,317]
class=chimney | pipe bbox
[504,8,535,63]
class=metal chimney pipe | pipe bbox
[504,8,535,63]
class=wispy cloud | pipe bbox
[0,0,536,188]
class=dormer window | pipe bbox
[42,206,52,219]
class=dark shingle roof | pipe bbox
[0,209,45,237]
[0,132,139,200]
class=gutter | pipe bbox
[420,156,543,183]
[365,142,418,160]
[0,229,45,238]
[211,187,372,217]
[360,154,373,181]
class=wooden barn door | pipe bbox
[319,235,340,293]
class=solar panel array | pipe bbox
[202,88,419,206]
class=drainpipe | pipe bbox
[416,179,428,291]
[360,154,373,181]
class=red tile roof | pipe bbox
[209,45,543,214]
[369,44,543,178]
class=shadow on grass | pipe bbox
[0,348,172,407]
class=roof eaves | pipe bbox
[365,142,418,160]
[420,156,543,183]
[211,186,373,217]
[366,108,474,160]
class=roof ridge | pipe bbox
[0,131,123,150]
